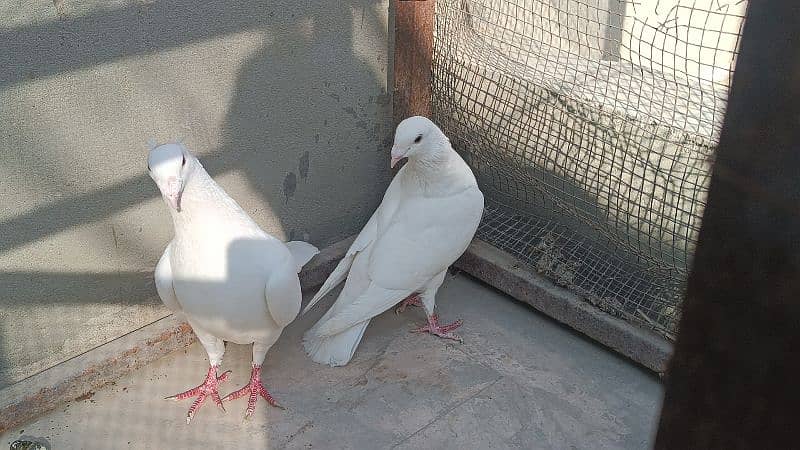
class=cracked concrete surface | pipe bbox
[1,274,663,449]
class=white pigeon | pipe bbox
[302,116,484,367]
[147,142,318,423]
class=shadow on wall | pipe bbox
[0,0,391,388]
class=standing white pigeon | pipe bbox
[147,142,318,423]
[302,116,484,366]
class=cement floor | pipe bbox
[2,274,663,449]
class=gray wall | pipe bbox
[0,0,393,388]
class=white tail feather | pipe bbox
[285,241,319,273]
[301,252,355,315]
[303,320,370,367]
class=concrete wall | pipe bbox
[0,0,392,388]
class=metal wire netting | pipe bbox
[431,0,747,338]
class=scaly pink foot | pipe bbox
[165,365,231,424]
[222,364,283,419]
[395,294,422,314]
[412,314,464,343]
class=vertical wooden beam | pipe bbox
[655,2,800,449]
[392,0,435,124]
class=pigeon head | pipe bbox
[147,142,193,212]
[390,116,447,168]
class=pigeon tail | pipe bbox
[285,241,319,273]
[302,320,370,367]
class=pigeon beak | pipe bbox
[390,146,406,168]
[163,177,184,212]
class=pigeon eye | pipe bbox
[413,134,422,143]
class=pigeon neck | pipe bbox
[407,135,451,174]
[168,161,242,230]
[406,138,474,195]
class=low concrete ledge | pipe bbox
[0,316,194,434]
[455,239,673,373]
[0,237,353,434]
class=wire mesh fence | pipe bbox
[431,0,747,339]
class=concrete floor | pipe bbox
[1,274,663,449]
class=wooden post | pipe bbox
[392,0,435,124]
[655,2,800,448]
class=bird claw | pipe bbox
[167,366,230,424]
[223,364,283,419]
[395,294,423,314]
[412,314,464,343]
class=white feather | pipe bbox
[285,240,320,273]
[302,211,378,315]
[149,143,315,367]
[303,117,484,366]
[154,242,182,315]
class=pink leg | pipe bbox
[222,364,283,419]
[166,365,231,424]
[394,293,423,314]
[412,314,464,343]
